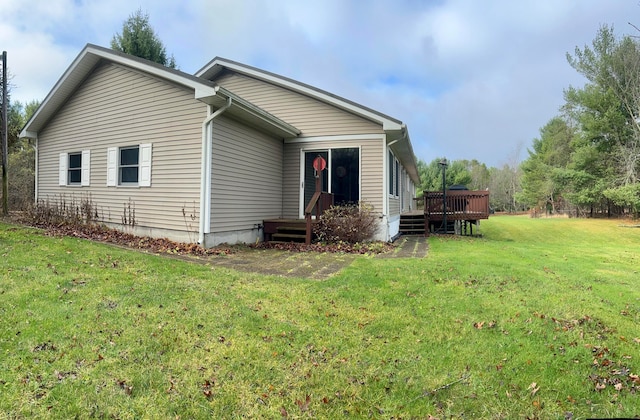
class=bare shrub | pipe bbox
[121,198,136,228]
[313,202,378,243]
[24,193,100,226]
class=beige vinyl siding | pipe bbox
[210,116,283,232]
[215,72,384,137]
[283,138,384,218]
[37,62,206,234]
[389,196,401,217]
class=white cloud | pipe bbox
[3,0,640,166]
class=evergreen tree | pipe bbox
[111,9,177,69]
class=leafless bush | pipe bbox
[313,202,378,243]
[182,201,198,242]
[24,193,100,226]
[122,198,136,228]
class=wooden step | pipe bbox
[271,232,307,242]
[400,214,426,235]
[276,225,306,233]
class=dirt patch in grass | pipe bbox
[189,237,426,279]
[171,246,359,280]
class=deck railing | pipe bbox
[423,190,490,222]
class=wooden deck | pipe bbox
[421,190,490,235]
[265,190,490,242]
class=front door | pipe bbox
[300,148,360,217]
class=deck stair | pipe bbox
[272,224,307,243]
[263,219,316,243]
[399,213,426,235]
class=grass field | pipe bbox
[1,216,639,418]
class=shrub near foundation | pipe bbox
[313,203,377,243]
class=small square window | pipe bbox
[68,153,82,184]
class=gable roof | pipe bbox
[20,44,300,139]
[197,57,406,131]
[196,57,419,183]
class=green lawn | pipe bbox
[1,216,639,418]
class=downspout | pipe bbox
[198,97,232,245]
[32,137,38,203]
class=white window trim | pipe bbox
[107,144,152,187]
[59,150,90,186]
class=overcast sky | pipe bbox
[1,0,638,167]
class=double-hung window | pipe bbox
[68,153,82,185]
[119,146,140,184]
[59,150,90,186]
[107,144,152,187]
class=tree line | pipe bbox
[419,25,640,218]
[519,25,640,218]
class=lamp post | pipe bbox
[438,158,448,233]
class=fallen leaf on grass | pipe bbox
[202,379,214,399]
[473,321,484,329]
[296,394,311,412]
[529,382,540,396]
[116,379,132,395]
[595,382,606,391]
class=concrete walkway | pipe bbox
[377,235,429,259]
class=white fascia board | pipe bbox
[284,133,386,144]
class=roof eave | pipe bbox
[387,125,420,184]
[215,87,301,138]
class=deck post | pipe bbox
[439,159,448,233]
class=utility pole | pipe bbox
[1,51,7,216]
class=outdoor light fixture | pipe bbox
[438,158,448,233]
